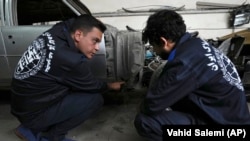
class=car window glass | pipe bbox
[17,0,77,25]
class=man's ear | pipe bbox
[160,37,175,52]
[160,37,168,49]
[73,30,82,42]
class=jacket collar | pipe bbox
[167,32,192,61]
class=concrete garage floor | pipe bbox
[0,89,147,141]
[1,89,250,141]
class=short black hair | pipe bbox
[142,10,186,47]
[70,14,106,34]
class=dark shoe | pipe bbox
[14,124,39,141]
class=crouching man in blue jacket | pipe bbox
[11,14,124,141]
[134,9,250,141]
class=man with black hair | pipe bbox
[11,14,124,141]
[134,9,250,141]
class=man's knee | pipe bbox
[61,93,104,116]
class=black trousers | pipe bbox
[134,111,207,141]
[21,92,104,141]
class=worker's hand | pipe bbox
[107,81,125,91]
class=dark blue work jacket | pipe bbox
[11,18,108,116]
[144,33,250,124]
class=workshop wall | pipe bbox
[81,0,250,39]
